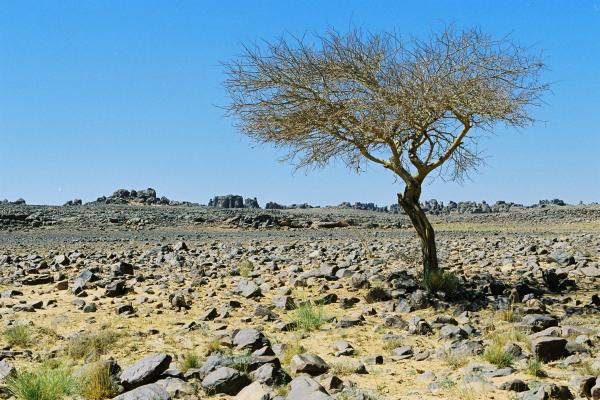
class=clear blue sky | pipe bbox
[1,1,599,206]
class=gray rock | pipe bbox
[409,290,429,310]
[119,353,172,389]
[272,295,296,310]
[235,381,270,400]
[233,328,270,351]
[569,375,596,398]
[111,383,170,400]
[0,360,15,381]
[499,379,529,392]
[105,280,127,297]
[286,376,331,400]
[591,377,600,400]
[235,279,262,298]
[439,324,467,339]
[155,377,195,397]
[199,307,217,321]
[201,366,250,395]
[290,353,329,376]
[531,337,568,362]
[521,314,558,333]
[391,346,413,360]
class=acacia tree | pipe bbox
[223,27,547,274]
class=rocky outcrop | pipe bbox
[63,199,83,206]
[91,188,193,206]
[209,195,261,209]
[209,195,244,208]
[244,197,260,209]
[1,198,26,205]
[339,202,388,212]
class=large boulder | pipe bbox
[232,328,270,351]
[521,314,558,333]
[290,353,329,376]
[235,381,270,400]
[531,337,568,362]
[286,376,332,400]
[119,353,172,389]
[201,367,250,395]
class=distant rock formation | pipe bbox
[1,198,26,205]
[265,201,286,210]
[63,199,83,206]
[209,195,244,208]
[338,202,389,212]
[538,199,566,206]
[209,195,261,209]
[265,202,315,210]
[90,188,194,206]
[244,197,260,209]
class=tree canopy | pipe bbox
[224,27,547,187]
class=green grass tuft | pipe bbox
[180,351,201,372]
[226,355,252,373]
[7,363,76,400]
[421,269,459,296]
[292,302,325,332]
[3,325,33,348]
[525,358,545,377]
[482,341,514,368]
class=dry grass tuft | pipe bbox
[78,361,118,400]
[67,330,121,360]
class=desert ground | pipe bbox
[0,201,599,400]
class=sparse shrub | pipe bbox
[79,361,118,400]
[226,354,252,373]
[281,341,304,365]
[376,382,389,395]
[292,302,325,332]
[525,358,545,377]
[482,341,514,368]
[498,307,520,323]
[421,269,459,297]
[382,337,404,352]
[238,259,254,277]
[7,363,75,400]
[487,326,527,346]
[273,385,289,397]
[180,351,201,372]
[67,330,120,360]
[3,325,32,348]
[330,360,359,376]
[579,361,600,376]
[437,375,456,390]
[205,337,231,356]
[441,350,469,368]
[452,385,477,400]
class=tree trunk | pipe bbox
[397,185,439,274]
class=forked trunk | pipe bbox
[397,185,439,274]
